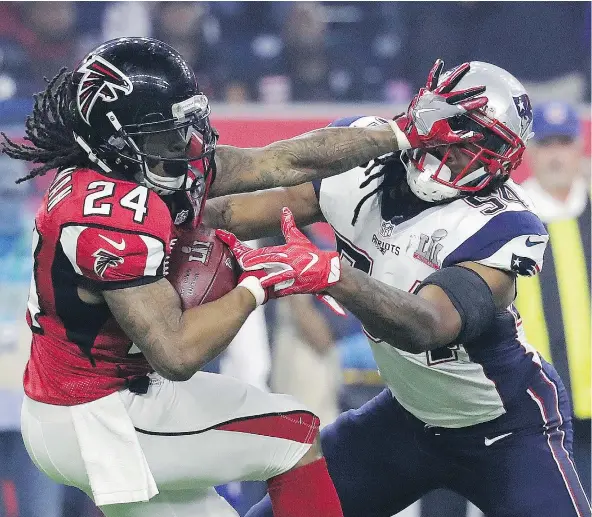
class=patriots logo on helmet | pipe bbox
[76,55,133,125]
[92,248,124,278]
[513,94,533,124]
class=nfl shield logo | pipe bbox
[380,220,394,238]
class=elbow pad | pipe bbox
[417,266,496,344]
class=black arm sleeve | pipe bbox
[416,266,496,344]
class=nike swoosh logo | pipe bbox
[99,234,126,251]
[301,252,319,275]
[484,432,513,446]
[525,236,545,247]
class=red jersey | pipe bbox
[24,167,173,405]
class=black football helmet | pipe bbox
[69,37,218,196]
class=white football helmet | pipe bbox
[403,61,534,202]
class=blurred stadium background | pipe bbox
[0,2,590,517]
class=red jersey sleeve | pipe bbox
[56,179,173,290]
[60,224,167,289]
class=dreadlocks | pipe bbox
[351,154,399,226]
[1,68,89,184]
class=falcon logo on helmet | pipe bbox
[76,55,133,126]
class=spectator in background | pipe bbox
[0,38,33,100]
[152,2,234,101]
[517,101,590,500]
[521,102,588,221]
[336,320,384,413]
[0,1,587,105]
[249,2,368,103]
[271,294,341,428]
[0,156,63,517]
[101,2,151,42]
[281,2,331,102]
[304,224,385,413]
[0,2,79,94]
[331,2,411,103]
[403,2,590,102]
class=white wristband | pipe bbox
[387,119,411,151]
[238,276,266,307]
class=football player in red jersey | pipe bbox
[2,38,487,517]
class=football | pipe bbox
[166,225,239,309]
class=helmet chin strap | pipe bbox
[456,166,487,187]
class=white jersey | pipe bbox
[316,116,549,428]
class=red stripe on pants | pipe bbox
[216,412,319,444]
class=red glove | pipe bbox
[392,60,488,150]
[237,265,345,315]
[216,208,343,308]
[214,231,295,306]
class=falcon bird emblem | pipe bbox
[76,55,133,125]
[92,248,124,278]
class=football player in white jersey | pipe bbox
[207,60,592,517]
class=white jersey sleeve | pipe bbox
[441,182,548,277]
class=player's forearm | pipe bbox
[105,280,256,381]
[203,184,323,241]
[325,263,445,354]
[173,287,257,378]
[211,125,398,196]
[203,193,287,240]
[261,126,399,184]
